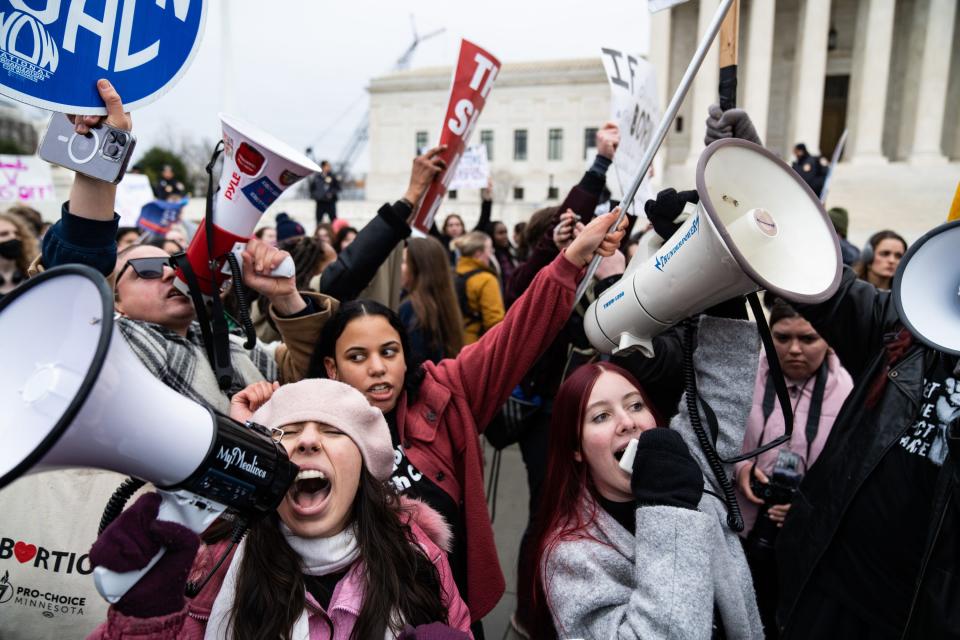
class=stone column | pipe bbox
[787,0,831,156]
[648,8,671,181]
[846,0,896,164]
[685,0,721,165]
[742,0,776,142]
[907,0,956,164]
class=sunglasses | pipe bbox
[114,256,173,296]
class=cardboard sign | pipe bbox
[0,154,55,204]
[600,47,660,210]
[448,144,489,191]
[0,0,208,114]
[114,172,155,227]
[412,39,500,234]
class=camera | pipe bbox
[38,113,136,184]
[746,450,803,553]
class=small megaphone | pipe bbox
[585,139,842,356]
[893,219,960,356]
[174,114,321,298]
[0,265,298,602]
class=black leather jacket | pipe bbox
[777,267,960,639]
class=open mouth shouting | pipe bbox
[366,382,394,403]
[287,468,333,516]
[614,444,630,462]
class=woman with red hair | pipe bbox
[526,315,765,640]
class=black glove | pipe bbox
[704,104,762,147]
[704,297,748,320]
[643,188,699,241]
[631,428,704,510]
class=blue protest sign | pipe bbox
[0,0,207,114]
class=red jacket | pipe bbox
[396,253,581,620]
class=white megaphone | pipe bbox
[0,265,298,602]
[892,219,960,356]
[174,114,321,297]
[585,138,842,356]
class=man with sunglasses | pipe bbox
[109,238,326,414]
[29,81,331,413]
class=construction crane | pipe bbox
[328,17,445,179]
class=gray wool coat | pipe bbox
[543,316,765,640]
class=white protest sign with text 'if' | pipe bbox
[0,155,55,204]
[600,48,660,212]
[448,144,489,191]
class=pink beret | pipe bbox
[250,379,393,481]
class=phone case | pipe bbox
[38,114,137,184]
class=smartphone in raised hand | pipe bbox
[38,113,136,184]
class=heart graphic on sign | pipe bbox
[14,542,37,564]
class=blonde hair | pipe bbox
[0,211,39,275]
[452,230,490,258]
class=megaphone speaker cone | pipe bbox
[585,139,843,356]
[0,265,112,488]
[893,219,960,356]
[696,139,842,303]
[0,265,214,490]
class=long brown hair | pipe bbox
[215,470,449,640]
[405,237,464,357]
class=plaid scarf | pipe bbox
[116,316,277,414]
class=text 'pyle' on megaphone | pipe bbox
[585,139,842,357]
[0,265,298,602]
[174,114,321,298]
[893,219,960,356]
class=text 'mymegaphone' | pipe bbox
[0,265,297,602]
[174,114,321,298]
[586,139,842,356]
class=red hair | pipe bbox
[522,361,661,638]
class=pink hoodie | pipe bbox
[734,351,853,535]
[86,502,471,640]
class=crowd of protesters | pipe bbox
[0,78,956,640]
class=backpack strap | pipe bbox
[455,268,486,328]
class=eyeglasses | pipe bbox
[269,425,304,444]
[114,256,172,296]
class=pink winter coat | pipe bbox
[86,503,472,639]
[734,351,853,534]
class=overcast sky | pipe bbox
[124,0,652,171]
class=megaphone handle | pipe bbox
[225,243,296,279]
[93,490,226,604]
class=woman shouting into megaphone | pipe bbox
[524,310,765,640]
[86,379,472,639]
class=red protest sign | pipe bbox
[411,39,500,234]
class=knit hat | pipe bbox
[827,207,849,238]
[330,218,351,234]
[275,212,305,242]
[250,379,394,481]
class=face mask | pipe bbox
[0,238,22,260]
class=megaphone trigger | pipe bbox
[93,489,226,603]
